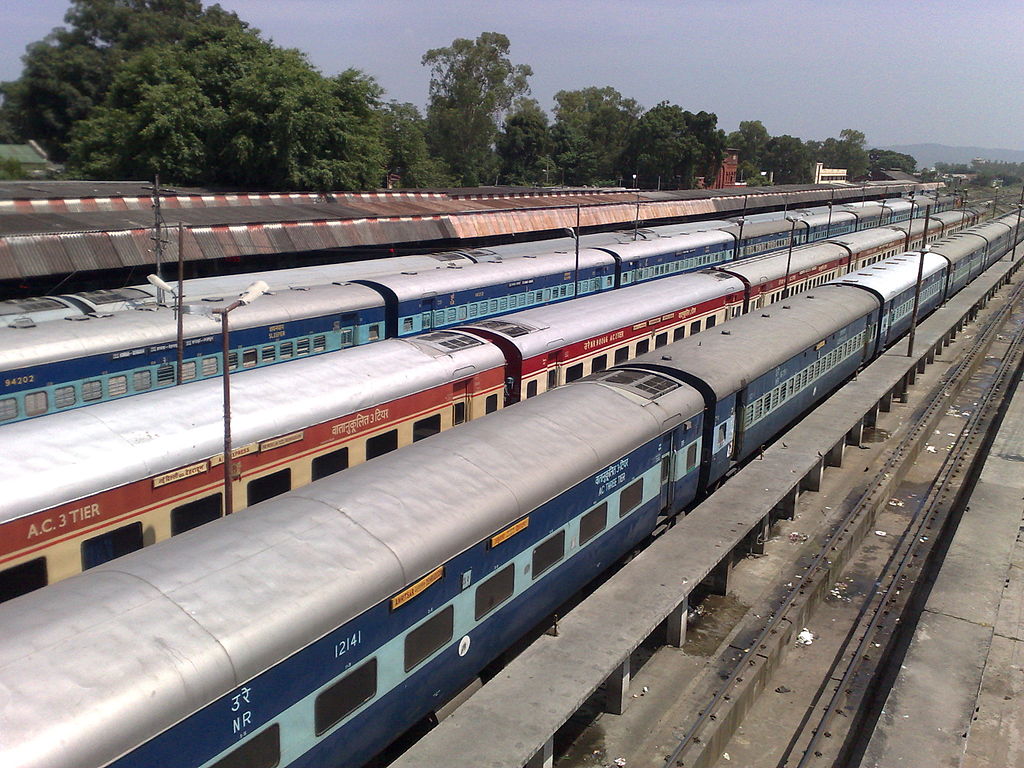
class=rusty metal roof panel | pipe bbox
[212,227,241,258]
[190,227,227,261]
[61,233,107,271]
[0,240,18,280]
[10,235,73,277]
[107,230,142,267]
[263,223,298,252]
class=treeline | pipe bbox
[935,159,1024,187]
[0,1,915,190]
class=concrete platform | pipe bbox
[862,366,1024,768]
[390,249,1024,768]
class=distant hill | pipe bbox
[879,143,1024,169]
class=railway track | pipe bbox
[656,268,1024,768]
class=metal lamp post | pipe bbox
[563,203,582,297]
[782,216,798,299]
[907,245,930,357]
[824,199,834,239]
[903,193,917,253]
[1011,185,1024,260]
[632,175,640,241]
[214,281,269,515]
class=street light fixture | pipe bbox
[214,280,269,515]
[562,203,582,298]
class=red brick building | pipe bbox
[710,148,740,189]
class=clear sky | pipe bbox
[3,0,1022,150]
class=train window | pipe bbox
[367,430,399,459]
[404,605,454,672]
[312,447,349,480]
[210,724,280,768]
[24,391,48,417]
[655,332,668,348]
[618,479,644,518]
[706,316,717,329]
[315,658,378,736]
[0,557,48,603]
[279,342,293,359]
[475,564,515,620]
[81,522,143,570]
[544,369,557,390]
[458,306,468,320]
[690,320,701,335]
[452,401,467,426]
[674,327,686,342]
[579,502,607,546]
[171,494,223,535]
[686,444,699,471]
[485,394,499,414]
[660,455,672,483]
[55,386,76,408]
[526,380,539,398]
[413,415,442,442]
[242,349,258,368]
[532,530,565,579]
[614,347,629,364]
[297,338,311,355]
[566,363,584,382]
[227,352,239,371]
[201,357,219,376]
[247,469,292,506]
[0,398,17,420]
[340,328,354,346]
[403,317,414,333]
[181,362,196,381]
[157,365,176,385]
[261,346,276,363]
[313,335,327,353]
[592,355,607,373]
[636,340,650,355]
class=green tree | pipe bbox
[622,103,725,189]
[816,128,869,178]
[380,102,451,188]
[422,32,532,186]
[0,158,28,180]
[496,98,551,185]
[868,148,917,175]
[0,0,245,160]
[762,134,812,184]
[726,120,769,169]
[551,86,641,184]
[737,160,769,185]
[68,25,387,190]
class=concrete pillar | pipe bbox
[879,391,892,413]
[846,418,864,446]
[773,487,799,521]
[748,516,770,555]
[935,341,942,357]
[826,440,845,468]
[525,737,554,768]
[666,599,689,648]
[906,367,917,385]
[703,555,732,596]
[927,348,935,365]
[916,357,927,374]
[800,457,824,492]
[896,379,908,404]
[605,657,631,715]
[865,403,879,427]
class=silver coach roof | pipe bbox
[128,252,474,304]
[597,228,734,259]
[0,281,384,372]
[355,248,610,302]
[457,270,744,359]
[717,241,851,285]
[626,285,880,397]
[829,252,947,301]
[0,378,704,768]
[0,332,504,523]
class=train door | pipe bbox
[452,380,470,425]
[658,433,675,513]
